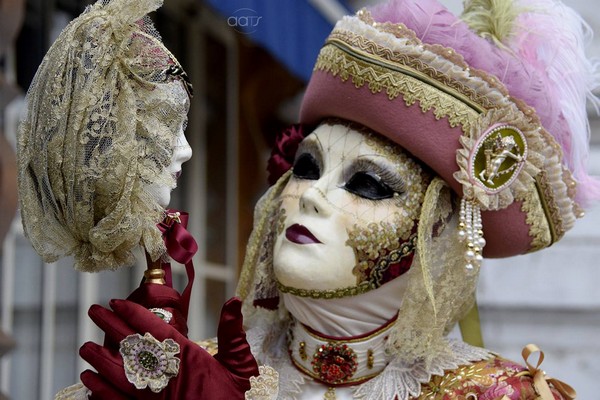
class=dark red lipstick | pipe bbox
[285,224,322,245]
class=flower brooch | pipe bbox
[119,332,180,393]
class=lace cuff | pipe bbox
[54,383,90,400]
[245,365,279,400]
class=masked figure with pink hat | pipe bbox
[24,0,596,399]
[230,0,596,398]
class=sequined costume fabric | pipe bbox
[416,357,564,400]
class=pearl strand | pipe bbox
[458,198,486,272]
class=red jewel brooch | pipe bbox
[311,343,357,384]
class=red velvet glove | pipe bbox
[80,297,259,400]
[125,283,190,338]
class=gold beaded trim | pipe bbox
[314,42,480,132]
[324,387,337,400]
[328,30,497,110]
[299,341,308,361]
[353,234,417,288]
[367,349,375,370]
[277,280,374,299]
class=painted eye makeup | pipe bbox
[293,153,320,180]
[292,139,322,180]
[345,171,394,200]
[344,158,405,200]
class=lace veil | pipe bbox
[17,0,190,271]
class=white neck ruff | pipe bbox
[281,270,411,337]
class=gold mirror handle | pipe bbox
[144,253,166,284]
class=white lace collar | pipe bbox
[351,339,492,400]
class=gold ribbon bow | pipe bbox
[515,344,577,400]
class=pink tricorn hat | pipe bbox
[300,0,600,258]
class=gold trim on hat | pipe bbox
[315,43,479,133]
[328,30,499,110]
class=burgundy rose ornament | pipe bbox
[267,124,308,185]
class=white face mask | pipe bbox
[273,123,430,295]
[145,81,192,208]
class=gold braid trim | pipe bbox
[517,182,552,252]
[277,280,374,299]
[315,43,479,132]
[356,9,513,103]
[328,31,497,110]
[290,356,383,386]
[534,172,565,242]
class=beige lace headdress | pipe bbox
[17,0,192,272]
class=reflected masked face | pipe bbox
[145,81,193,208]
[273,123,430,294]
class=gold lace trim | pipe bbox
[195,337,218,356]
[237,172,292,301]
[54,384,89,400]
[535,172,565,242]
[328,31,496,110]
[245,365,279,400]
[518,183,552,252]
[315,43,479,132]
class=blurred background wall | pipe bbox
[0,0,598,399]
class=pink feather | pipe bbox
[370,0,600,207]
